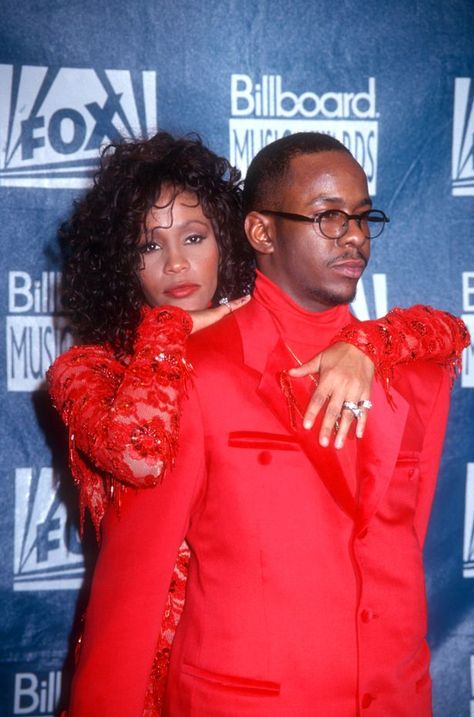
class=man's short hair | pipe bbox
[242,132,351,215]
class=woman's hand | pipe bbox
[288,342,375,449]
[189,295,251,334]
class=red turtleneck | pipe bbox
[253,269,353,363]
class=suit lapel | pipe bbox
[236,302,357,515]
[256,337,358,519]
[235,299,409,524]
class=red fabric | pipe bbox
[331,302,470,395]
[47,281,468,539]
[47,305,193,536]
[253,268,352,356]
[48,305,193,716]
[67,275,454,717]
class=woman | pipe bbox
[50,133,254,534]
[48,132,469,716]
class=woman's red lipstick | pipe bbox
[164,283,200,298]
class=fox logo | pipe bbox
[0,64,157,188]
[452,78,474,196]
[14,467,83,590]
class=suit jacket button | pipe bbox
[361,692,375,708]
[360,609,377,623]
[258,450,272,465]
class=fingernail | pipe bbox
[320,436,329,447]
[303,419,312,430]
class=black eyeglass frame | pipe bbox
[257,208,390,240]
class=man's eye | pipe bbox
[321,210,342,220]
[184,234,205,244]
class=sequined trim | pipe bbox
[47,305,193,538]
[329,305,470,401]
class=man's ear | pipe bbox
[244,211,275,255]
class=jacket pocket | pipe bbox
[379,451,421,525]
[396,450,421,465]
[228,431,299,451]
[181,662,280,696]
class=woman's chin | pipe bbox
[157,294,210,313]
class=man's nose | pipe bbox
[337,217,369,248]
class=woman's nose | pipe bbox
[164,248,190,273]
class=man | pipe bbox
[71,133,451,716]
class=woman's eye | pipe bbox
[184,234,205,244]
[140,241,161,254]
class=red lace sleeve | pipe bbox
[330,305,470,394]
[47,305,193,534]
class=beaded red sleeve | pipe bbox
[48,306,193,717]
[330,305,470,396]
[47,305,193,536]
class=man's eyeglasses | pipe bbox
[257,209,390,241]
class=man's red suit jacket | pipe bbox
[69,294,451,717]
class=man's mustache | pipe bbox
[328,250,368,268]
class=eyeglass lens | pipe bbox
[319,210,386,240]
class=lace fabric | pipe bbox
[48,305,193,537]
[331,305,470,400]
[143,541,190,717]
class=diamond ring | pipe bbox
[218,297,232,313]
[341,400,363,419]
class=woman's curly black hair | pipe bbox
[61,131,255,352]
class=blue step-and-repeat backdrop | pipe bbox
[1,1,473,715]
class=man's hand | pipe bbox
[189,295,251,334]
[288,342,375,449]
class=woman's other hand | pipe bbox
[189,295,251,334]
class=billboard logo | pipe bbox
[229,75,378,193]
[14,467,84,591]
[13,671,61,716]
[463,464,474,577]
[0,64,158,188]
[7,271,73,391]
[461,272,474,388]
[452,78,474,196]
